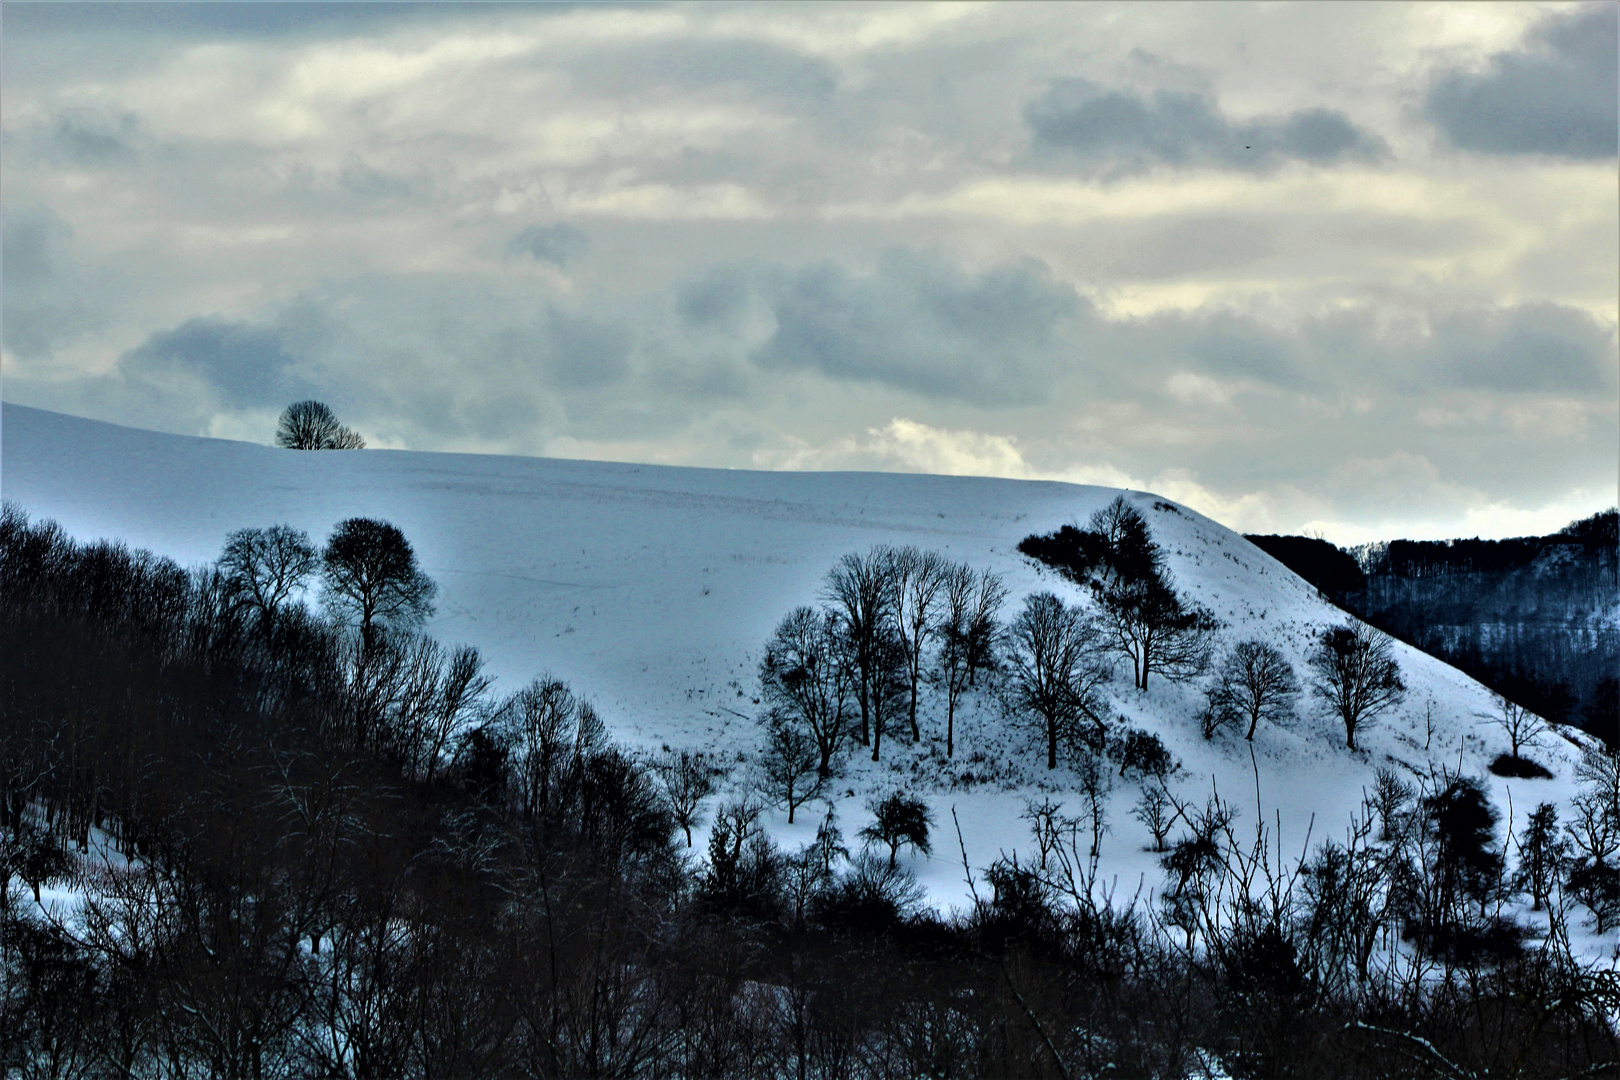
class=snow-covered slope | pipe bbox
[0,403,1598,930]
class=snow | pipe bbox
[2,403,1610,958]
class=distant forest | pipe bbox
[1247,509,1619,746]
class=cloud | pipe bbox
[117,316,305,408]
[1424,3,1618,159]
[508,223,590,267]
[49,109,141,164]
[1025,79,1386,174]
[564,36,839,101]
[1,204,103,360]
[1427,302,1618,393]
[752,249,1084,403]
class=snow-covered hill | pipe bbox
[0,403,1601,938]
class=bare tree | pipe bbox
[821,547,898,747]
[219,524,319,624]
[1005,592,1112,770]
[503,677,580,819]
[866,628,909,763]
[1096,572,1220,691]
[891,547,947,741]
[1307,623,1405,751]
[1132,787,1176,852]
[275,400,365,450]
[1021,496,1217,690]
[1480,693,1546,760]
[1566,747,1620,929]
[760,717,823,824]
[653,749,722,847]
[1206,640,1300,740]
[423,644,490,783]
[321,518,437,652]
[759,606,855,778]
[937,563,1006,758]
[387,635,488,781]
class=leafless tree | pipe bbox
[1480,693,1546,760]
[1096,572,1220,691]
[653,749,722,847]
[866,628,909,763]
[1132,787,1176,852]
[503,677,580,819]
[1206,640,1300,740]
[859,792,933,868]
[937,564,1006,758]
[1566,747,1620,930]
[1370,766,1414,841]
[1307,623,1405,751]
[759,606,855,778]
[821,547,898,747]
[892,547,947,741]
[1005,592,1112,770]
[388,640,488,783]
[760,717,823,824]
[219,524,319,624]
[275,400,365,450]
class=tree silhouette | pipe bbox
[321,518,436,651]
[859,792,933,868]
[1006,592,1111,769]
[219,524,319,625]
[1207,640,1300,740]
[275,400,365,450]
[1307,623,1405,751]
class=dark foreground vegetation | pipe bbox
[1247,509,1619,747]
[3,502,1618,1079]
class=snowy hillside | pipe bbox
[0,403,1601,935]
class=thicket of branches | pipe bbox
[4,503,1618,1078]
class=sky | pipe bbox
[2,1,1616,544]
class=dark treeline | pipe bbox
[1248,509,1619,745]
[4,504,1618,1079]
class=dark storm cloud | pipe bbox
[509,224,590,268]
[118,317,304,408]
[753,250,1084,403]
[1424,4,1618,159]
[1025,79,1386,174]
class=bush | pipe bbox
[1487,753,1553,779]
[1109,727,1176,780]
[859,791,934,868]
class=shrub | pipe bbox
[1109,727,1176,780]
[859,791,934,868]
[1487,753,1553,779]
